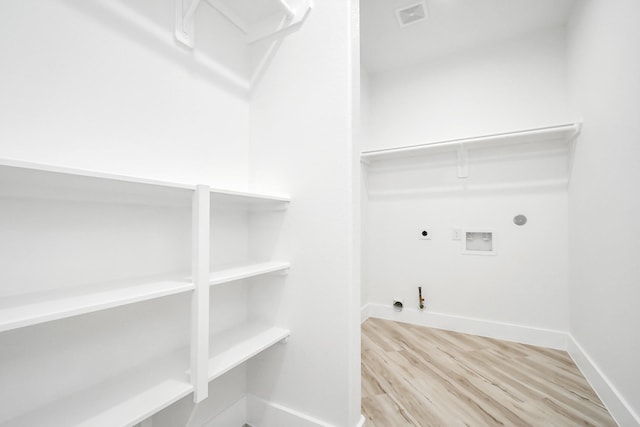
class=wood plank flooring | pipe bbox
[362,318,617,427]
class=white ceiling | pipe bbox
[361,0,577,74]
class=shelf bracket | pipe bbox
[175,0,203,48]
[247,0,313,45]
[278,267,290,276]
[457,143,468,179]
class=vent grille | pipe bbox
[396,2,427,27]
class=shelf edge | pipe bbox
[209,261,291,286]
[0,281,195,333]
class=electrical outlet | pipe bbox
[452,228,462,240]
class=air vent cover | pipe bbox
[395,2,427,27]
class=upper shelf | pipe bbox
[361,123,582,164]
[0,158,290,206]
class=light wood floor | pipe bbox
[362,318,617,427]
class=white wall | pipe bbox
[365,177,570,333]
[567,0,640,423]
[246,0,361,425]
[0,0,250,189]
[362,27,573,340]
[366,27,573,151]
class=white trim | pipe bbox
[360,303,372,324]
[362,303,567,350]
[355,415,366,427]
[567,335,640,427]
[246,395,348,427]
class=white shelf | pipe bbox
[210,187,289,203]
[206,323,290,382]
[361,123,581,163]
[0,277,194,333]
[209,261,290,286]
[0,158,290,207]
[3,349,192,427]
[210,188,290,211]
[0,158,195,190]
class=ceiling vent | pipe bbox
[395,2,428,28]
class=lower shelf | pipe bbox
[209,323,290,381]
[2,349,192,427]
[187,323,290,382]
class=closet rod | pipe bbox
[361,123,581,160]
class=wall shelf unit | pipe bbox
[361,123,582,179]
[0,159,291,426]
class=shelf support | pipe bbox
[206,0,250,34]
[191,185,210,403]
[175,0,312,49]
[275,0,296,19]
[175,0,203,48]
[247,0,313,45]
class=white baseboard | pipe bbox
[246,395,364,427]
[360,303,372,324]
[361,303,567,350]
[567,335,640,427]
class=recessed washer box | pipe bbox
[462,229,495,255]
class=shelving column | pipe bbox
[191,185,210,402]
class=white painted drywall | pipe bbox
[0,0,250,189]
[566,0,640,423]
[365,27,573,151]
[362,26,572,335]
[366,189,569,331]
[246,0,361,425]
